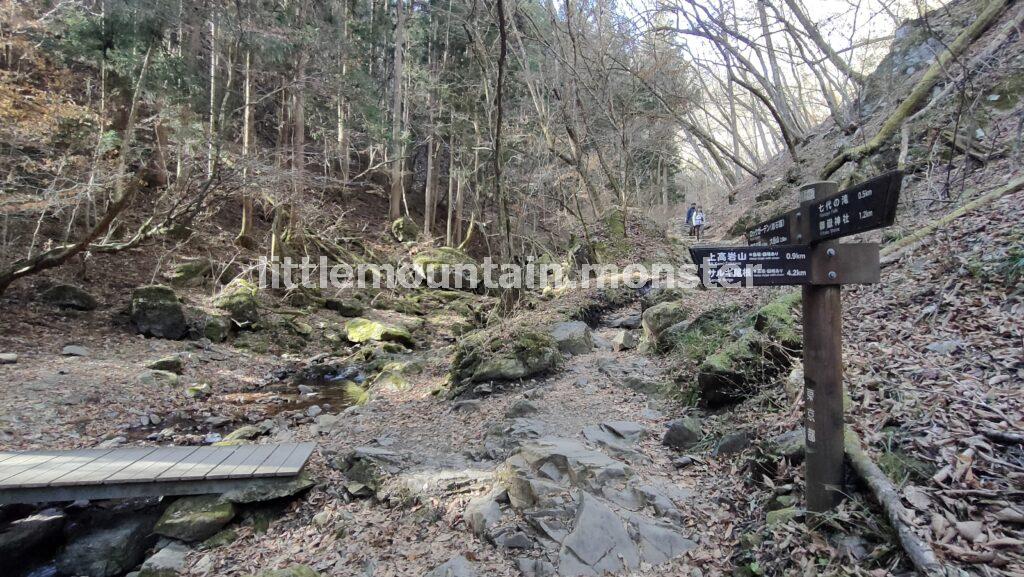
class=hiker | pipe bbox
[692,206,706,241]
[685,203,697,236]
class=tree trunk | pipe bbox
[388,0,406,220]
[236,48,256,249]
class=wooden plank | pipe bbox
[251,444,301,476]
[0,451,65,484]
[204,445,262,480]
[274,442,315,475]
[57,447,159,486]
[18,450,113,488]
[1,450,103,488]
[103,446,200,484]
[156,446,237,481]
[226,444,279,479]
[0,452,22,464]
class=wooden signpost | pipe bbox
[690,171,903,512]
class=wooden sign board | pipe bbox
[689,245,811,287]
[746,209,799,246]
[809,171,902,242]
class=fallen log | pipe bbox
[845,427,946,576]
[881,175,1024,266]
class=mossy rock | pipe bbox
[449,328,559,396]
[604,208,626,239]
[204,314,232,342]
[131,285,188,340]
[390,217,420,242]
[154,495,236,542]
[39,283,98,311]
[696,333,764,408]
[345,318,414,347]
[412,248,480,289]
[166,260,213,287]
[137,369,180,387]
[640,287,687,311]
[641,301,691,342]
[765,507,801,526]
[213,279,260,327]
[728,213,759,239]
[660,305,740,358]
[146,355,184,374]
[752,292,802,351]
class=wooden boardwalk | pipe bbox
[0,442,316,505]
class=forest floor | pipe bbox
[0,189,1022,577]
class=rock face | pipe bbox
[40,283,98,310]
[468,434,696,576]
[345,318,414,347]
[213,279,261,327]
[154,495,236,542]
[662,417,702,451]
[131,285,188,339]
[56,515,156,577]
[550,321,593,355]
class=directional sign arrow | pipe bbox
[746,208,800,246]
[809,171,902,242]
[690,245,812,287]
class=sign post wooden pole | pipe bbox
[690,170,903,514]
[800,181,846,512]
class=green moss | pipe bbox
[752,292,802,350]
[344,318,414,346]
[390,217,420,242]
[663,305,741,358]
[213,279,260,326]
[154,495,236,542]
[167,260,213,286]
[343,381,372,405]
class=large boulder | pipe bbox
[213,279,261,327]
[345,318,414,347]
[154,495,236,542]
[450,329,560,396]
[390,216,420,242]
[550,321,593,355]
[56,515,156,577]
[641,302,690,344]
[0,508,65,564]
[40,284,98,310]
[131,285,188,339]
